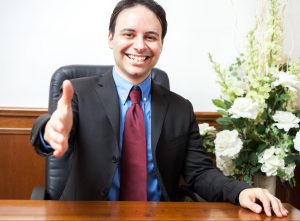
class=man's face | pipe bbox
[108,5,163,85]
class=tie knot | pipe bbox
[129,88,141,104]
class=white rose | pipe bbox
[272,111,300,132]
[273,71,300,92]
[258,146,276,161]
[260,157,282,176]
[198,123,216,136]
[228,97,259,119]
[216,156,234,176]
[258,147,285,176]
[214,130,243,159]
[293,131,300,152]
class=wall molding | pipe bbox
[0,107,47,134]
[0,107,220,133]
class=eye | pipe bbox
[146,35,158,41]
[123,32,134,38]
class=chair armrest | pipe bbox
[31,186,46,200]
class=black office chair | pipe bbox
[31,65,204,202]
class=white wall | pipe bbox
[0,0,300,111]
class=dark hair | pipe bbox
[109,0,167,41]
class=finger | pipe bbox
[245,201,262,214]
[48,129,68,147]
[267,193,288,217]
[50,118,69,134]
[257,190,272,217]
[50,140,68,158]
[45,124,69,153]
[268,199,282,217]
[53,149,66,158]
[58,80,74,109]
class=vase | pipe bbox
[253,173,276,195]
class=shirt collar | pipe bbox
[112,67,151,105]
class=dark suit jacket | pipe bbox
[31,71,249,203]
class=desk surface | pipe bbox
[0,200,299,221]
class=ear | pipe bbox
[108,32,113,49]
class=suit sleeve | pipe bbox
[182,100,250,204]
[30,113,53,156]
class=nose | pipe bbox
[133,36,146,51]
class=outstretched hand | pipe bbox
[44,80,74,157]
[239,188,288,217]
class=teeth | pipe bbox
[128,54,147,63]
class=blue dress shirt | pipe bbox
[108,68,161,201]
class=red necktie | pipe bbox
[120,87,147,201]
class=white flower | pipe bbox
[282,163,296,181]
[272,111,300,132]
[246,91,268,114]
[216,156,234,176]
[214,130,243,159]
[228,97,259,119]
[198,123,216,136]
[259,146,276,160]
[293,131,300,152]
[258,146,285,176]
[273,71,300,92]
[225,75,248,97]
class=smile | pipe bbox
[127,54,148,63]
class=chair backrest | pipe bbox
[45,65,170,199]
[48,65,170,111]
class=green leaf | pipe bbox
[240,151,249,162]
[217,109,227,116]
[232,118,245,129]
[256,124,266,134]
[277,169,285,178]
[242,139,252,147]
[279,93,290,101]
[212,99,227,109]
[285,154,300,164]
[249,152,258,166]
[261,110,269,121]
[250,165,261,174]
[224,100,233,109]
[216,117,231,126]
[257,143,267,154]
[233,157,243,167]
[234,152,248,167]
[242,175,253,185]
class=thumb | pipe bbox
[58,80,74,108]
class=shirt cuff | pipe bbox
[39,131,53,151]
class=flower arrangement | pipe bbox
[203,0,300,187]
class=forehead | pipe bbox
[115,5,162,34]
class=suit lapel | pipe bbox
[94,70,120,144]
[92,74,169,155]
[151,82,169,153]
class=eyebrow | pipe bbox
[120,28,160,36]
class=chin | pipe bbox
[127,67,151,77]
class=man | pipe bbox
[31,0,288,217]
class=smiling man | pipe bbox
[31,0,288,217]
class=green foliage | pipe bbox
[212,99,227,109]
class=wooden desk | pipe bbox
[0,200,299,221]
